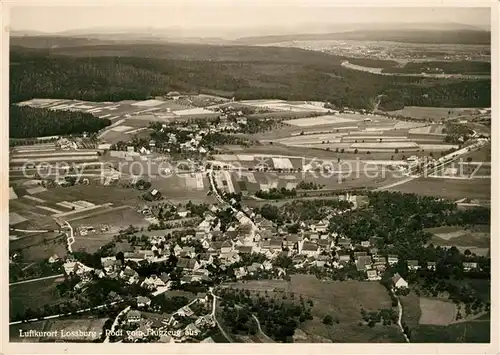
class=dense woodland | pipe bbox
[9,105,111,138]
[383,61,491,75]
[10,45,491,111]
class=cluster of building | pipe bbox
[117,294,216,343]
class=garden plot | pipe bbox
[9,212,28,225]
[419,298,457,325]
[26,186,47,195]
[131,99,166,107]
[36,205,64,214]
[284,115,358,127]
[271,157,294,170]
[110,125,134,132]
[22,195,45,203]
[9,187,18,200]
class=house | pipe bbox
[300,242,320,257]
[367,270,380,281]
[63,261,94,276]
[313,220,329,233]
[373,261,386,272]
[355,255,373,271]
[141,274,166,290]
[317,239,334,252]
[120,266,140,284]
[173,244,183,256]
[176,305,194,318]
[369,247,379,256]
[48,254,60,263]
[360,240,370,248]
[339,253,351,263]
[463,262,479,272]
[181,246,196,258]
[354,251,368,258]
[247,263,262,274]
[198,253,214,266]
[177,258,201,271]
[262,260,273,270]
[208,241,223,254]
[219,252,240,265]
[387,255,399,265]
[234,266,247,279]
[137,296,152,307]
[195,314,215,328]
[269,238,283,252]
[392,273,408,289]
[126,310,142,323]
[427,261,437,271]
[236,245,253,254]
[407,260,420,271]
[337,238,352,249]
[221,240,233,253]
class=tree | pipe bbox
[323,315,333,325]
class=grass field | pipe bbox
[387,177,490,201]
[224,275,406,343]
[9,277,67,321]
[419,298,457,326]
[387,107,479,121]
[69,205,149,228]
[72,233,116,254]
[411,318,490,343]
[425,225,490,248]
[399,291,422,329]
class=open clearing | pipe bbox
[419,298,457,326]
[9,277,68,321]
[386,107,480,120]
[223,275,405,342]
[387,177,490,200]
[412,318,490,343]
[284,115,358,127]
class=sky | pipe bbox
[9,2,491,38]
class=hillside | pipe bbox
[235,29,491,45]
[10,44,491,109]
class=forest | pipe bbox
[9,105,111,138]
[382,61,491,75]
[10,45,491,110]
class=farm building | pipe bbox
[392,273,408,289]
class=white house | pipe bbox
[392,273,408,289]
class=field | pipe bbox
[151,174,217,204]
[419,298,457,325]
[69,205,149,228]
[10,232,68,262]
[387,177,490,201]
[386,106,481,120]
[9,277,67,321]
[425,225,490,249]
[411,318,490,343]
[399,292,422,328]
[223,275,405,342]
[9,185,145,230]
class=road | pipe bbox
[209,289,233,343]
[9,273,64,286]
[375,139,488,191]
[103,305,131,343]
[251,314,275,343]
[63,220,75,253]
[392,290,410,343]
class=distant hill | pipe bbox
[235,29,491,45]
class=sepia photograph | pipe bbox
[2,0,497,351]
